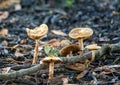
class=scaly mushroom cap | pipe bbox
[41,55,62,64]
[69,28,93,40]
[85,44,101,50]
[60,44,80,56]
[26,24,48,40]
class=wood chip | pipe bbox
[51,30,67,36]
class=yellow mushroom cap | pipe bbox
[60,44,80,56]
[69,28,93,40]
[41,55,62,64]
[85,44,101,50]
[26,24,48,40]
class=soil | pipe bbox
[0,0,120,85]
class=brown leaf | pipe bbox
[0,28,8,37]
[60,39,70,47]
[20,39,27,44]
[2,40,9,46]
[12,44,33,53]
[51,30,67,36]
[100,71,113,75]
[5,57,23,64]
[113,82,120,85]
[2,67,11,73]
[76,70,88,79]
[65,63,85,71]
[0,11,9,22]
[48,39,61,48]
[14,49,24,57]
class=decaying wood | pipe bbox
[0,43,120,80]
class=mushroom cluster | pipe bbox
[26,24,101,84]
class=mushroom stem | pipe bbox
[66,51,72,57]
[32,39,39,64]
[49,61,54,79]
[78,39,83,55]
[91,50,95,61]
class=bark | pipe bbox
[0,43,120,80]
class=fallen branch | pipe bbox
[0,43,120,80]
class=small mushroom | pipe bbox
[26,24,48,64]
[60,44,80,57]
[69,28,93,55]
[41,55,62,79]
[85,44,101,61]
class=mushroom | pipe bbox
[69,28,93,55]
[60,44,80,57]
[41,55,62,79]
[26,24,48,64]
[85,44,101,61]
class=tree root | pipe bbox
[0,43,120,80]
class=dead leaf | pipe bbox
[12,44,33,53]
[2,67,11,73]
[76,70,88,79]
[2,40,9,46]
[65,63,85,71]
[0,11,9,22]
[100,71,113,75]
[0,0,20,9]
[51,30,67,36]
[114,82,120,85]
[14,49,24,57]
[20,39,27,44]
[62,77,68,84]
[94,66,114,72]
[0,29,8,37]
[5,58,15,62]
[60,39,70,47]
[15,4,21,11]
[112,11,120,15]
[5,57,24,64]
[48,39,61,48]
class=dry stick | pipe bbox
[0,43,120,80]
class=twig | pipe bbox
[0,43,120,80]
[94,64,120,71]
